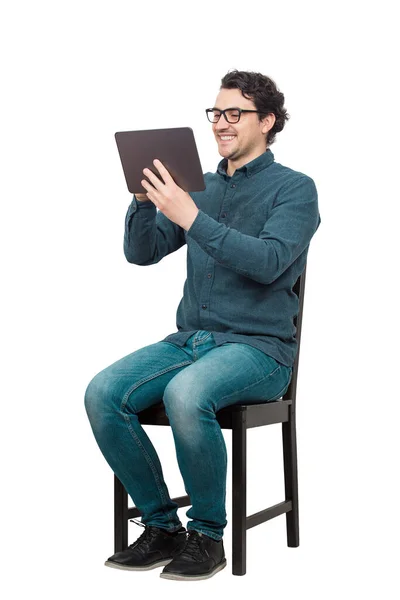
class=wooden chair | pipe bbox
[113,263,307,576]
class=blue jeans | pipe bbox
[84,330,292,541]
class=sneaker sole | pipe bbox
[105,558,173,571]
[159,558,227,580]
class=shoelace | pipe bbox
[179,531,210,562]
[128,518,160,555]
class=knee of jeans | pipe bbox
[163,377,210,431]
[84,372,118,429]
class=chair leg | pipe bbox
[282,406,300,547]
[232,410,247,575]
[114,475,128,553]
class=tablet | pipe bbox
[115,127,205,194]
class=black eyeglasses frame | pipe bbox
[205,107,264,123]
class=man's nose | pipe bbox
[214,115,233,131]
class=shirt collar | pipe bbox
[217,148,275,179]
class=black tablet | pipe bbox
[115,127,205,194]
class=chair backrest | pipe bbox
[282,262,307,408]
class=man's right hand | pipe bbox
[135,193,149,202]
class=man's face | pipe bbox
[211,87,273,168]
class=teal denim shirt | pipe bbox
[124,149,321,367]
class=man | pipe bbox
[84,69,321,581]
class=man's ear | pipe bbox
[261,113,276,134]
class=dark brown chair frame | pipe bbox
[113,263,307,575]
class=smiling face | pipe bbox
[212,87,276,176]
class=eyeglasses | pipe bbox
[205,107,263,124]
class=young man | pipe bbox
[85,70,321,581]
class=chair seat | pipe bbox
[137,399,292,429]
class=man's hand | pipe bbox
[140,159,199,231]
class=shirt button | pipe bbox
[221,212,226,218]
[207,274,211,278]
[202,304,207,310]
[231,184,236,188]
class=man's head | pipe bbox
[208,70,290,174]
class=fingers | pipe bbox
[142,167,161,190]
[140,179,156,197]
[143,159,173,188]
[153,159,173,181]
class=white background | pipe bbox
[1,0,399,597]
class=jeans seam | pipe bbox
[188,527,221,541]
[193,332,212,345]
[122,412,177,526]
[120,360,193,412]
[270,368,292,400]
[218,365,281,403]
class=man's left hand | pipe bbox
[141,159,199,231]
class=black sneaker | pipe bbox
[160,530,227,580]
[105,518,187,571]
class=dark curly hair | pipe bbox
[220,70,290,147]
